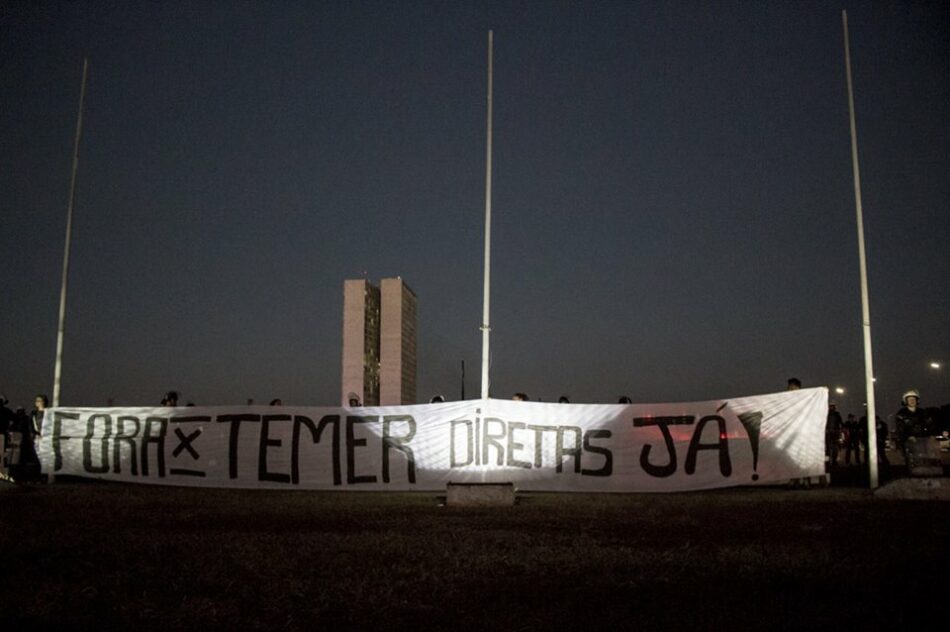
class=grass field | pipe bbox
[1,479,948,630]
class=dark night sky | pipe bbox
[2,1,948,413]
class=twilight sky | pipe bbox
[1,1,948,413]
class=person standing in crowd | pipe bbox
[558,395,570,403]
[895,390,932,440]
[826,402,843,468]
[512,393,528,401]
[618,396,633,404]
[0,396,13,477]
[857,411,869,464]
[895,389,938,473]
[6,406,25,478]
[844,414,861,465]
[346,392,361,407]
[875,415,889,466]
[269,399,283,406]
[787,378,802,391]
[10,407,40,480]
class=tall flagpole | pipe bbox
[842,11,879,488]
[52,58,89,407]
[480,30,493,399]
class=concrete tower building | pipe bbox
[341,279,380,406]
[379,278,417,406]
[341,277,417,406]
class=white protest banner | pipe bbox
[37,388,827,492]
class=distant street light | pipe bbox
[835,387,846,395]
[929,361,942,370]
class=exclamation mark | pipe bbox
[737,411,763,481]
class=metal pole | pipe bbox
[461,360,466,400]
[52,58,89,408]
[842,11,879,488]
[480,31,493,400]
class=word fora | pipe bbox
[47,412,419,486]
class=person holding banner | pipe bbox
[31,394,48,436]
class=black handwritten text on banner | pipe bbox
[38,389,827,492]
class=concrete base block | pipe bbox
[874,477,950,501]
[446,482,515,506]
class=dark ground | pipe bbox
[1,465,948,631]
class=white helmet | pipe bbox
[901,389,920,405]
